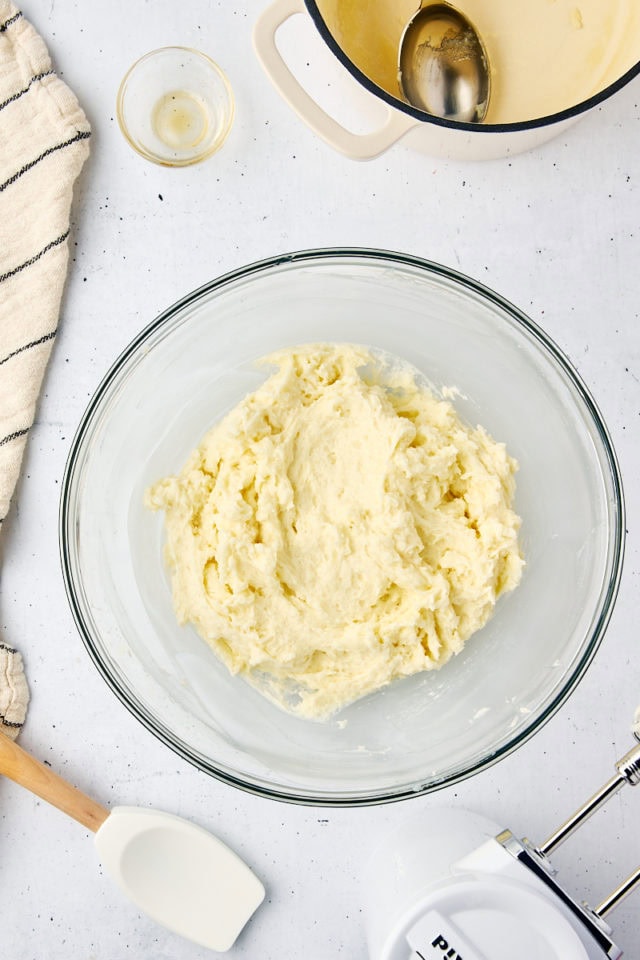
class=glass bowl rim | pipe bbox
[59,247,626,807]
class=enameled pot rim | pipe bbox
[304,0,640,134]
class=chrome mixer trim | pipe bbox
[497,831,621,959]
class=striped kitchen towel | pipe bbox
[0,2,91,737]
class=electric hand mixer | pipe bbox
[363,718,640,960]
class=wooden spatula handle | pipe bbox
[0,730,109,832]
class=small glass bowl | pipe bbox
[116,46,235,166]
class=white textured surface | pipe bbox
[1,2,640,958]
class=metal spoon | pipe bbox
[398,2,490,122]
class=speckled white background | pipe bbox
[1,2,639,957]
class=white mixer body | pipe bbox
[362,808,617,960]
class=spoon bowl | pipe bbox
[398,2,490,122]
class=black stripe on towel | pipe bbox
[0,70,54,112]
[0,11,22,32]
[0,328,57,367]
[0,427,29,448]
[0,230,69,284]
[0,129,91,194]
[0,642,17,654]
[0,713,24,729]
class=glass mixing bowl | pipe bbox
[60,249,624,805]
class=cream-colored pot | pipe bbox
[253,0,640,160]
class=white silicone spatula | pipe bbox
[0,730,265,951]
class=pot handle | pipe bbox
[252,0,417,161]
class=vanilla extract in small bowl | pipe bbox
[152,90,210,151]
[117,47,234,166]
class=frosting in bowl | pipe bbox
[146,344,523,718]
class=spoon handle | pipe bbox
[0,730,109,832]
